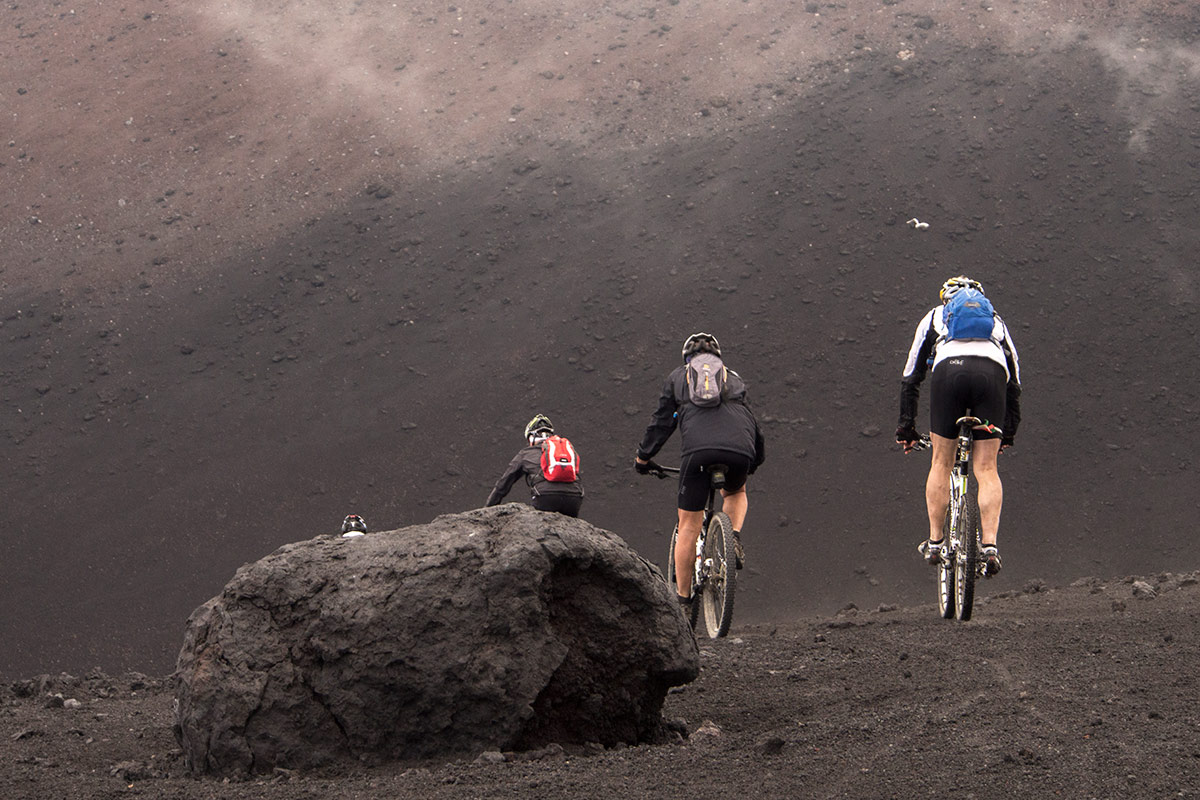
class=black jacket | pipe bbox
[486,445,584,507]
[637,364,765,468]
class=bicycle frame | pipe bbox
[946,419,975,549]
[650,464,719,593]
[643,460,737,638]
[943,414,996,620]
[689,468,724,599]
[908,412,999,620]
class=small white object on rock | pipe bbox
[906,218,930,230]
[1131,580,1156,599]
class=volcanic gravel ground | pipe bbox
[3,575,1199,799]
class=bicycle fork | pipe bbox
[691,514,714,594]
[945,451,968,564]
[949,445,987,577]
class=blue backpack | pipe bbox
[942,288,996,341]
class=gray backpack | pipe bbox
[685,353,728,407]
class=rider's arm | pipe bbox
[1003,382,1021,443]
[997,317,1022,441]
[898,308,938,429]
[751,423,765,472]
[636,372,681,460]
[485,451,527,506]
[725,375,765,470]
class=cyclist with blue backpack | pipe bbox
[895,277,1021,576]
[486,414,584,517]
[635,333,765,613]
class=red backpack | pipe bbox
[540,435,580,482]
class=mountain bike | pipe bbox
[641,460,737,638]
[911,414,998,621]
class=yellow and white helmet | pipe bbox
[939,275,984,304]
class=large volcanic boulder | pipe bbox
[173,504,698,776]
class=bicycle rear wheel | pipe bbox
[698,511,736,638]
[954,492,980,621]
[938,508,955,619]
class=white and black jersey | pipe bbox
[899,305,1022,440]
[902,306,1021,383]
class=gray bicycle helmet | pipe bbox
[341,514,368,535]
[681,332,721,362]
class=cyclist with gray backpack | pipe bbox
[635,333,765,613]
[895,276,1022,576]
[486,414,584,517]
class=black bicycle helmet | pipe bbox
[681,332,721,362]
[341,514,368,535]
[524,414,554,441]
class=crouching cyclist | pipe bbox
[895,276,1022,577]
[486,414,584,517]
[635,333,765,616]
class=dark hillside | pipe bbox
[1,1,1199,677]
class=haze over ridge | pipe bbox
[5,0,1191,294]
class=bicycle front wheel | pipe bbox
[698,512,736,638]
[954,492,980,621]
[666,524,679,589]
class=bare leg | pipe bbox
[674,509,704,598]
[720,486,748,531]
[972,439,1002,546]
[925,434,955,542]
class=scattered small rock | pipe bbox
[1131,580,1157,600]
[109,760,162,781]
[757,735,786,755]
[473,750,506,765]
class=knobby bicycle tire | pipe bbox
[938,507,955,619]
[699,511,736,638]
[955,491,981,621]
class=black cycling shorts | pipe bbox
[929,356,1007,440]
[532,493,583,518]
[677,449,751,512]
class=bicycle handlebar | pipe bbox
[640,459,680,479]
